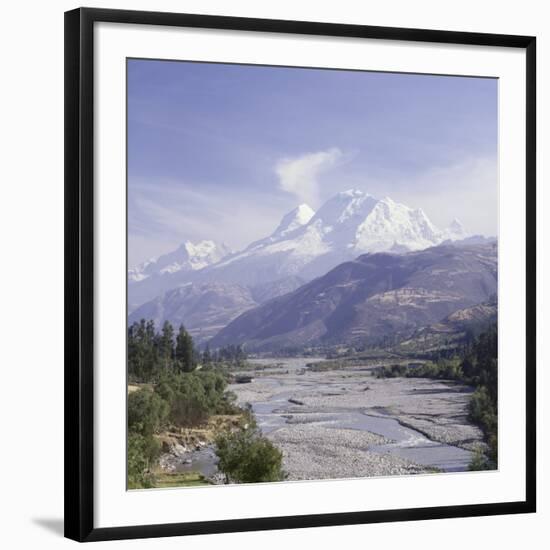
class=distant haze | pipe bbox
[128,60,497,267]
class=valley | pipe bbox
[162,356,484,482]
[123,54,502,496]
[127,189,498,488]
[237,357,482,478]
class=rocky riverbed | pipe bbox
[230,358,484,480]
[154,414,242,483]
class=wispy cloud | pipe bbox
[128,152,498,267]
[275,148,344,206]
[127,177,291,267]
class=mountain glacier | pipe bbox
[128,189,470,311]
[128,240,232,311]
[198,189,468,284]
[128,240,232,283]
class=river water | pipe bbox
[175,356,475,478]
[245,357,474,473]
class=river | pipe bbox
[234,357,479,477]
[175,356,481,480]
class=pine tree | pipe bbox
[159,321,175,369]
[175,324,194,372]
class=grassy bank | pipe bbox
[152,472,210,488]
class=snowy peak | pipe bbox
[200,189,468,287]
[352,195,442,253]
[128,240,231,283]
[449,218,464,231]
[242,203,316,252]
[204,189,472,280]
[444,218,469,240]
[311,189,377,226]
[128,188,475,310]
[273,203,315,238]
[293,189,446,254]
[182,240,232,271]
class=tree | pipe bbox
[127,388,166,488]
[215,426,285,483]
[175,324,194,372]
[170,373,209,426]
[128,319,159,381]
[127,433,159,489]
[128,388,168,436]
[159,321,175,369]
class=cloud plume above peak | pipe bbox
[275,148,344,206]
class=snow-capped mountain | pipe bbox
[443,218,468,241]
[244,204,315,250]
[201,189,469,285]
[128,240,231,283]
[271,203,316,239]
[128,189,472,311]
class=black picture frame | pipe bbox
[65,6,537,543]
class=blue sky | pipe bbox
[128,59,498,267]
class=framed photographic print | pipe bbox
[65,7,536,542]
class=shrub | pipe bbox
[468,387,495,430]
[152,370,231,427]
[468,387,497,469]
[128,388,169,436]
[215,426,285,483]
[468,445,491,471]
[127,432,160,488]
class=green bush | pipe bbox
[153,370,231,427]
[469,387,497,439]
[468,445,491,471]
[468,386,497,468]
[127,320,268,488]
[128,388,169,436]
[215,426,285,484]
[127,432,160,488]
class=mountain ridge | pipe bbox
[128,282,258,344]
[210,241,497,351]
[128,189,476,311]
